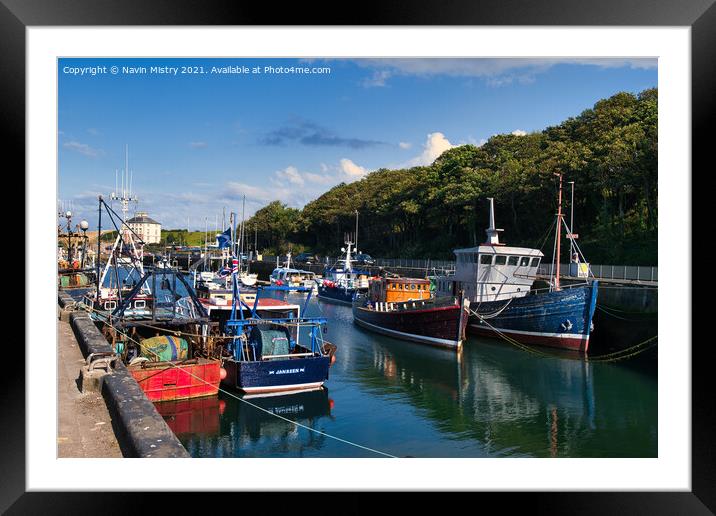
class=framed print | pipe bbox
[4,0,712,512]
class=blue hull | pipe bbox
[223,355,330,395]
[468,282,599,352]
[317,285,358,306]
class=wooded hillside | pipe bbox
[249,88,658,264]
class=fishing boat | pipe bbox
[195,266,303,330]
[220,275,337,397]
[316,240,370,305]
[81,195,153,316]
[94,263,223,402]
[352,275,470,350]
[434,174,599,352]
[270,252,318,292]
[57,208,96,290]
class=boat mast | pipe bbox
[554,172,563,291]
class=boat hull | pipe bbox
[352,298,469,350]
[467,282,599,352]
[317,284,357,305]
[128,358,221,402]
[222,355,331,395]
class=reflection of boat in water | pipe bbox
[361,332,656,457]
[173,388,334,457]
[228,388,333,442]
[154,396,223,437]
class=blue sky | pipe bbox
[58,58,657,230]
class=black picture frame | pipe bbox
[5,0,711,512]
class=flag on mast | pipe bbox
[216,228,232,249]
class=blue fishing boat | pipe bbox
[435,174,599,352]
[316,239,371,305]
[221,272,337,396]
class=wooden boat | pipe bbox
[434,176,598,352]
[352,276,470,350]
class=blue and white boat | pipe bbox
[435,175,598,353]
[316,240,371,305]
[221,273,337,397]
[269,252,318,293]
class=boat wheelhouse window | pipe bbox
[495,255,507,265]
[134,300,146,309]
[530,257,541,267]
[480,254,493,265]
[519,257,530,266]
[508,256,519,266]
[410,284,416,290]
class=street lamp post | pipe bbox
[568,181,575,261]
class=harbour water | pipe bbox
[157,292,657,458]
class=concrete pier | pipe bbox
[57,291,190,458]
[57,317,122,457]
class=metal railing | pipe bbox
[536,263,658,282]
[253,255,656,282]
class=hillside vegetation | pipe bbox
[245,88,657,265]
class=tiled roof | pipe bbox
[127,214,161,225]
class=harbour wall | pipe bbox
[58,291,189,458]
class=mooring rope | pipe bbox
[79,303,397,458]
[468,308,657,363]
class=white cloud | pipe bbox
[511,129,528,136]
[405,132,455,167]
[274,166,305,186]
[339,158,368,179]
[361,69,392,88]
[399,141,412,149]
[189,141,208,149]
[63,140,102,157]
[302,171,335,185]
[226,181,284,204]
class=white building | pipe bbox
[126,212,161,244]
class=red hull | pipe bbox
[129,358,221,402]
[468,324,589,352]
[353,299,469,349]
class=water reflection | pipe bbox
[161,295,656,458]
[154,397,222,437]
[167,388,334,458]
[358,331,655,457]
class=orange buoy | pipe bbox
[219,367,227,380]
[218,399,226,415]
[328,398,335,410]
